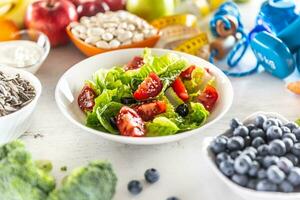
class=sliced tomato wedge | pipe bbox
[133,72,163,101]
[134,101,167,121]
[172,78,189,101]
[197,85,218,111]
[116,106,145,137]
[78,85,96,112]
[124,56,144,71]
[180,65,196,80]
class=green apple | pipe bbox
[126,0,175,21]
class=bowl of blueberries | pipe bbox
[204,111,300,200]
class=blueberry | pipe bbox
[249,128,265,139]
[144,168,160,184]
[246,123,256,132]
[219,160,235,177]
[266,126,283,141]
[277,157,293,174]
[255,156,264,165]
[276,119,283,127]
[263,118,279,131]
[128,180,143,195]
[227,136,245,151]
[288,167,300,186]
[267,165,285,184]
[268,139,286,156]
[256,179,277,191]
[262,156,279,168]
[284,122,299,132]
[243,147,257,160]
[255,114,267,128]
[233,126,249,138]
[248,161,260,177]
[230,118,242,130]
[292,143,300,157]
[281,126,291,134]
[216,152,231,165]
[247,179,258,190]
[257,169,267,179]
[286,153,299,166]
[244,136,252,147]
[257,144,269,156]
[283,138,294,152]
[230,150,242,159]
[175,104,189,117]
[234,155,252,174]
[279,180,294,193]
[166,197,180,200]
[210,136,228,154]
[282,133,297,143]
[245,146,258,154]
[251,137,265,148]
[231,174,248,187]
[121,97,137,105]
[293,128,300,140]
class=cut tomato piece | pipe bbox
[134,101,167,121]
[124,56,144,71]
[180,65,196,80]
[116,106,145,137]
[78,85,96,112]
[197,85,218,111]
[172,78,189,101]
[133,72,163,101]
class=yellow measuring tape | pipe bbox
[174,33,209,55]
[151,14,198,29]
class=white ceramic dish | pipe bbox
[55,48,233,145]
[0,65,42,144]
[203,111,300,200]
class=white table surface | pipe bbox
[22,1,300,200]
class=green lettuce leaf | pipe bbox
[86,112,106,132]
[92,69,107,93]
[146,117,179,137]
[96,102,123,134]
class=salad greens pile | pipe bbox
[79,48,218,137]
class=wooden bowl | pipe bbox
[66,25,161,57]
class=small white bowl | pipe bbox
[0,65,42,144]
[55,48,233,145]
[203,111,300,200]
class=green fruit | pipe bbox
[126,0,175,21]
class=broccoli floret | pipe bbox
[48,161,117,200]
[0,141,56,200]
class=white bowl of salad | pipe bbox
[55,48,233,145]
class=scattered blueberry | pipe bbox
[231,174,248,187]
[230,118,242,130]
[267,165,285,184]
[292,143,300,157]
[257,169,267,179]
[284,122,299,132]
[230,150,242,159]
[175,104,189,117]
[283,138,294,152]
[166,197,180,200]
[219,160,235,177]
[293,128,300,140]
[255,114,267,128]
[234,155,252,175]
[249,128,265,139]
[144,168,160,184]
[279,181,294,193]
[263,118,279,131]
[251,137,265,148]
[266,126,283,141]
[282,133,297,143]
[210,136,228,154]
[227,136,245,151]
[288,167,300,186]
[281,126,291,134]
[248,161,260,177]
[262,156,279,168]
[233,126,249,138]
[268,139,286,156]
[257,144,269,156]
[277,157,293,174]
[256,179,277,191]
[128,180,143,195]
[286,153,299,166]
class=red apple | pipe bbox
[25,0,78,47]
[77,0,109,17]
[103,0,126,11]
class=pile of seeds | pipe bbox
[0,71,35,116]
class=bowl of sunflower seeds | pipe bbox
[0,65,42,143]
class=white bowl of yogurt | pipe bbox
[0,29,50,74]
